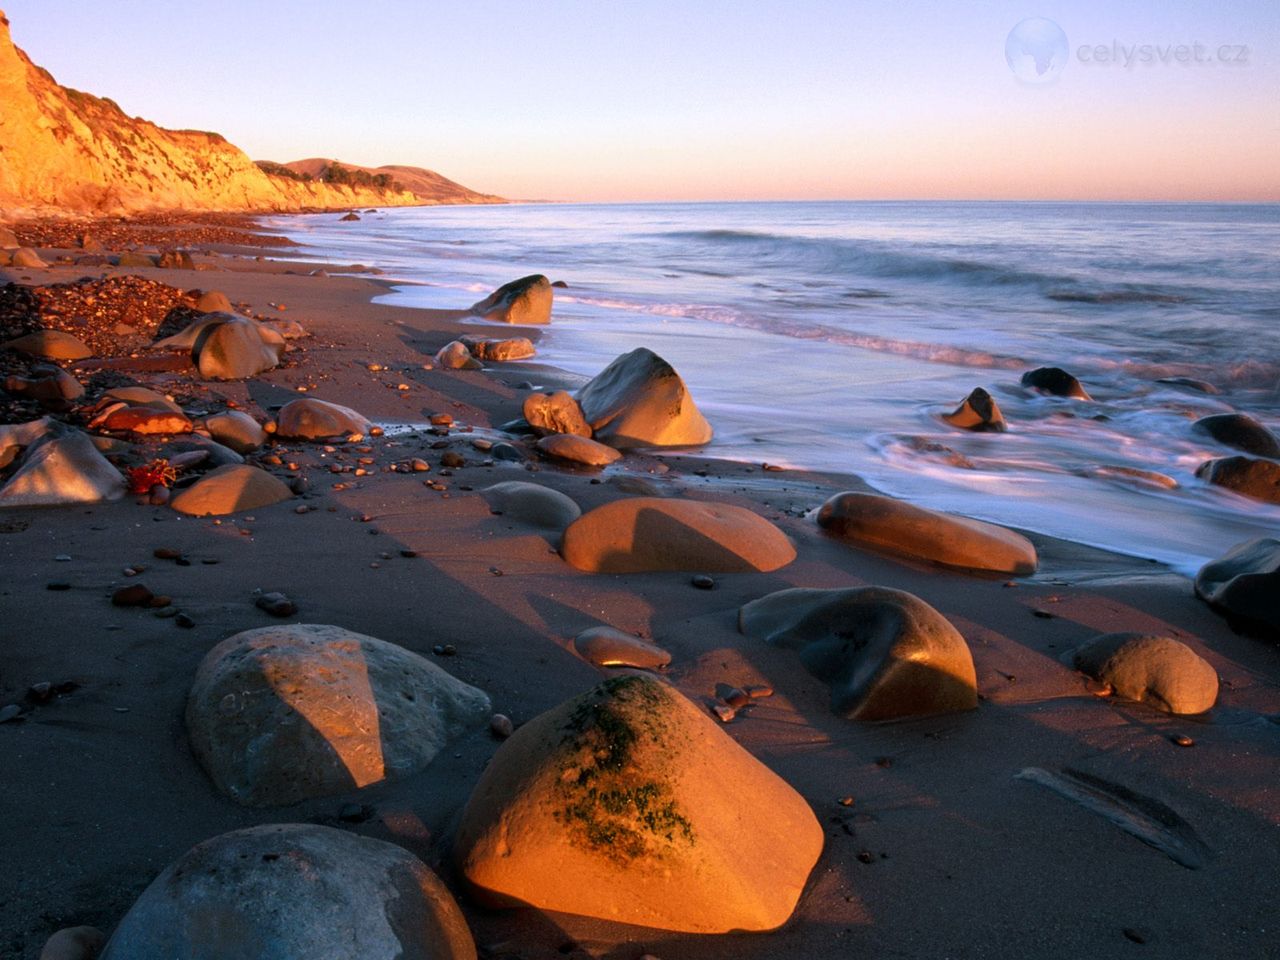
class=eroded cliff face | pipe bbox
[0,11,494,216]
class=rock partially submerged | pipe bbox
[169,464,292,516]
[1022,366,1091,400]
[1196,456,1280,504]
[462,335,536,361]
[0,429,125,507]
[574,626,672,669]
[1071,633,1218,715]
[576,348,712,449]
[523,390,591,437]
[942,387,1006,432]
[275,398,371,440]
[186,624,491,806]
[454,674,822,932]
[470,274,553,325]
[3,330,92,360]
[562,497,795,573]
[99,824,476,960]
[481,481,581,530]
[537,433,622,467]
[1195,537,1280,639]
[436,340,482,370]
[1193,413,1280,459]
[816,492,1038,576]
[740,586,978,721]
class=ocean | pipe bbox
[260,201,1280,577]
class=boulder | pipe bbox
[463,336,536,361]
[275,398,371,440]
[574,626,671,669]
[739,586,978,721]
[0,226,17,249]
[1196,456,1280,504]
[470,274,552,325]
[1021,366,1091,400]
[561,497,795,574]
[186,624,491,806]
[157,249,195,270]
[1071,632,1218,715]
[193,317,283,380]
[100,386,183,413]
[170,464,292,516]
[205,410,268,453]
[436,340,482,370]
[816,492,1038,576]
[194,290,233,313]
[264,317,309,339]
[0,430,125,507]
[98,406,192,435]
[3,363,84,403]
[39,926,105,960]
[116,251,156,268]
[3,330,93,361]
[537,434,622,467]
[1193,413,1280,458]
[0,417,55,469]
[942,387,1006,432]
[576,348,712,449]
[454,674,822,933]
[340,212,361,221]
[11,247,48,269]
[1194,537,1280,639]
[481,481,581,530]
[99,824,476,960]
[523,391,591,437]
[169,434,245,468]
[1157,376,1219,395]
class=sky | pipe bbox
[3,0,1278,202]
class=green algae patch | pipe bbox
[553,675,695,862]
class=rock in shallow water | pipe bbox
[1196,455,1280,504]
[99,824,476,960]
[739,586,978,721]
[816,491,1037,576]
[469,274,553,325]
[1021,366,1091,400]
[453,674,822,933]
[1071,633,1218,715]
[537,433,621,467]
[1195,537,1280,639]
[561,497,795,573]
[942,386,1006,432]
[436,340,482,370]
[1193,413,1280,459]
[576,347,712,449]
[186,624,491,806]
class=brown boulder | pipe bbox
[573,626,671,669]
[576,348,712,449]
[0,226,17,249]
[275,398,372,440]
[464,336,536,361]
[205,410,268,453]
[561,497,795,573]
[194,317,283,380]
[3,363,84,403]
[470,274,552,325]
[523,390,591,437]
[100,386,182,413]
[170,464,292,516]
[436,340,482,370]
[537,433,621,467]
[116,251,156,268]
[11,247,48,269]
[99,406,192,435]
[942,387,1006,431]
[1196,456,1280,504]
[1071,633,1218,715]
[1193,413,1280,459]
[194,290,234,313]
[1021,366,1091,399]
[454,674,823,932]
[1195,537,1280,639]
[157,249,195,270]
[3,330,92,361]
[739,586,978,721]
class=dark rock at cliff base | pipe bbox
[1021,366,1092,400]
[1196,456,1280,505]
[1193,413,1280,459]
[1195,537,1280,639]
[339,212,361,221]
[470,274,552,325]
[942,387,1006,432]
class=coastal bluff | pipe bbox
[0,10,499,215]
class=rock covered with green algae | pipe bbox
[454,674,823,933]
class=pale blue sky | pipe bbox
[4,0,1277,200]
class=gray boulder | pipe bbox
[1195,537,1280,639]
[205,410,268,454]
[481,481,581,530]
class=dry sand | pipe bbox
[1,225,1277,959]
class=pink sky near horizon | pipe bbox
[3,0,1278,202]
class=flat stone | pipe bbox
[562,497,795,573]
[186,623,491,806]
[4,330,93,360]
[1072,632,1218,715]
[739,586,979,721]
[470,274,553,325]
[275,398,371,440]
[481,481,581,530]
[816,491,1037,576]
[170,464,292,516]
[537,433,622,467]
[576,348,712,449]
[454,674,822,933]
[463,336,536,361]
[99,824,476,960]
[1195,537,1280,639]
[574,626,671,669]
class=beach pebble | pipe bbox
[38,925,104,960]
[490,442,523,461]
[490,713,514,738]
[97,824,476,960]
[47,580,71,590]
[175,613,196,628]
[1072,633,1218,714]
[523,391,592,437]
[1021,366,1091,400]
[453,674,823,933]
[255,592,298,617]
[711,702,737,723]
[464,335,536,362]
[441,451,465,468]
[112,583,155,607]
[1194,537,1279,638]
[745,684,773,698]
[573,626,672,670]
[0,704,22,723]
[576,347,712,449]
[469,274,553,325]
[562,498,795,574]
[942,386,1007,432]
[691,574,716,589]
[740,586,978,721]
[717,684,751,708]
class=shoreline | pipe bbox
[1,215,1277,959]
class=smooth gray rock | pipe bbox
[470,274,552,325]
[576,348,712,449]
[1195,537,1280,639]
[481,481,581,530]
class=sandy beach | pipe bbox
[1,220,1278,960]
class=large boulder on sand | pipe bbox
[275,398,371,440]
[186,624,491,806]
[481,481,581,530]
[1193,413,1280,459]
[562,497,795,573]
[0,430,125,507]
[469,274,553,325]
[942,387,1006,432]
[3,330,93,361]
[150,313,283,380]
[1196,456,1280,504]
[1021,366,1091,400]
[205,410,268,454]
[0,417,55,469]
[537,433,622,467]
[739,586,978,721]
[816,491,1037,576]
[1195,537,1280,639]
[170,464,292,516]
[1071,632,1218,715]
[99,824,476,960]
[454,674,822,932]
[523,390,591,437]
[194,290,233,313]
[576,348,712,449]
